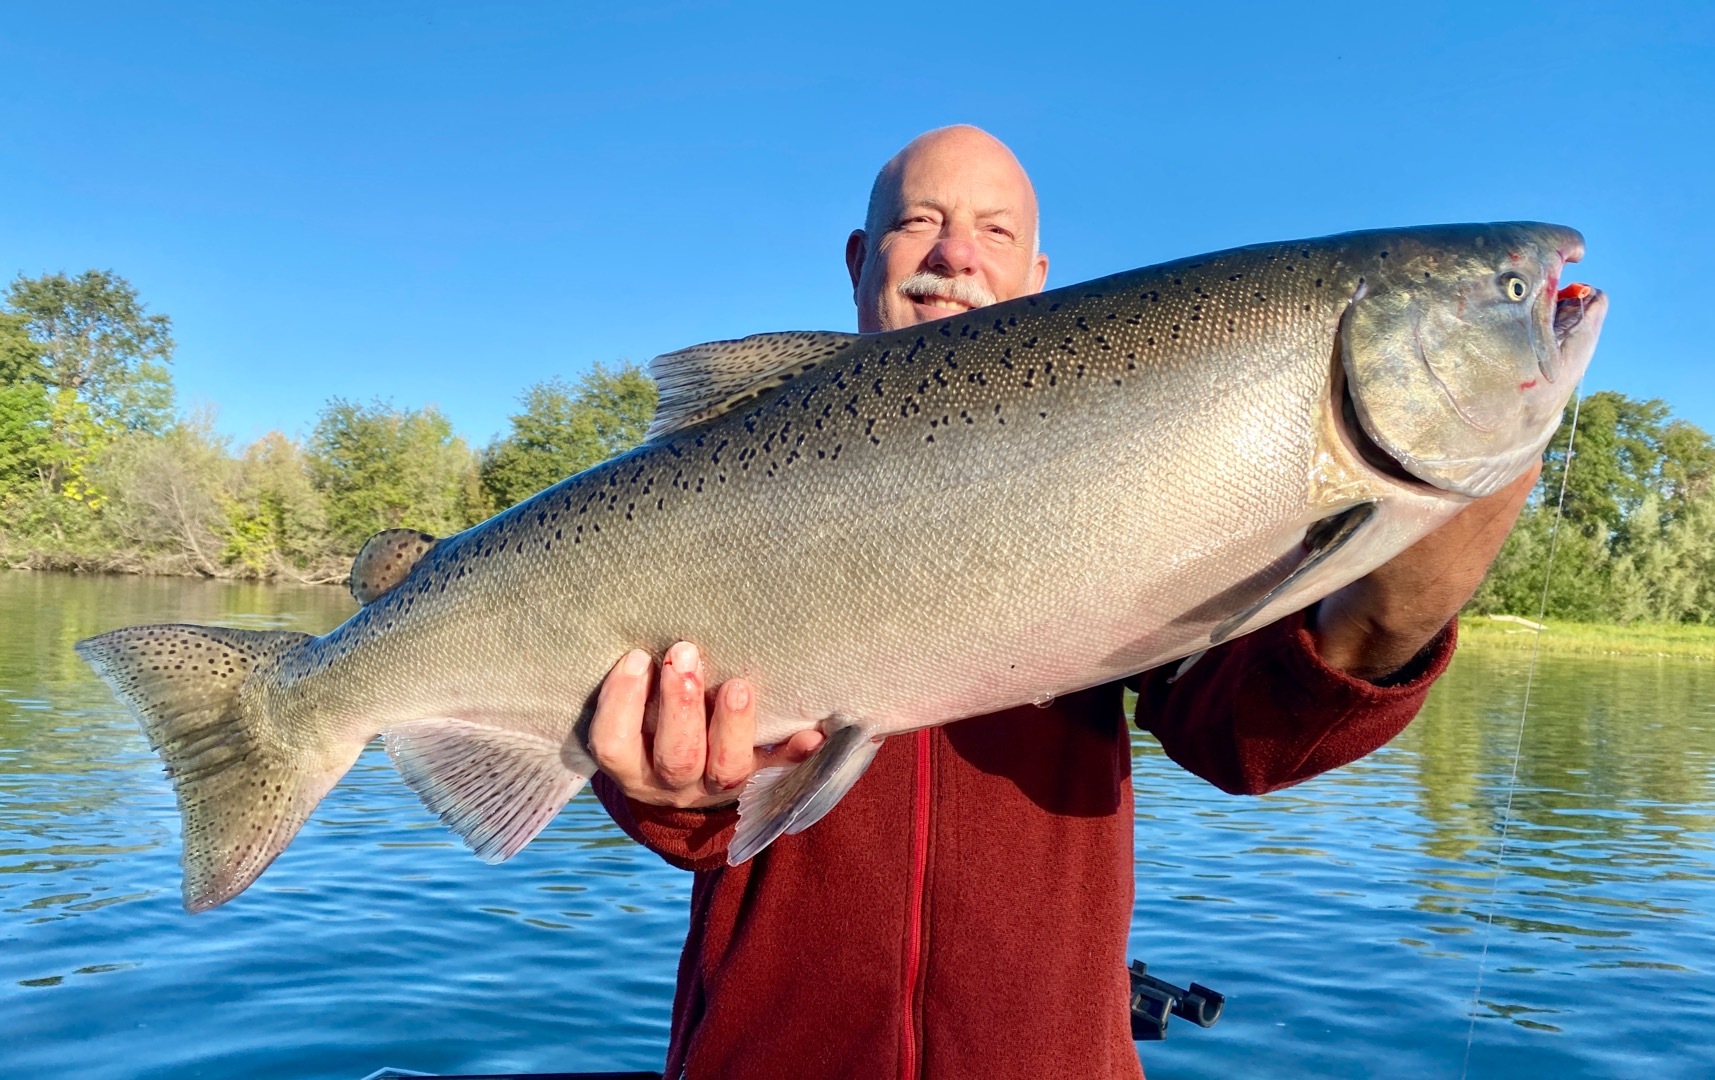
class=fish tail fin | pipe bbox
[75,624,353,912]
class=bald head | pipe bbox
[846,125,1049,333]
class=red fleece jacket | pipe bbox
[593,611,1457,1080]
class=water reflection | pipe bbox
[3,571,1713,1078]
[1127,646,1715,1078]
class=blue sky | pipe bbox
[2,2,1709,446]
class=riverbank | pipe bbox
[1461,614,1715,660]
[0,547,348,585]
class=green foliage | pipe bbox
[0,312,46,385]
[307,398,482,549]
[1471,392,1715,625]
[0,272,665,577]
[480,363,658,509]
[91,412,233,575]
[0,388,120,544]
[222,432,330,573]
[5,271,175,434]
[0,381,53,509]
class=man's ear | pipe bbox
[1029,251,1050,295]
[845,230,868,293]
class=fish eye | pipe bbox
[1499,273,1529,302]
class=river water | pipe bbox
[2,572,1711,1078]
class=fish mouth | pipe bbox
[1553,283,1598,349]
[1538,230,1599,383]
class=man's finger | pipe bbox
[588,649,654,784]
[754,729,826,772]
[705,678,758,791]
[652,641,707,788]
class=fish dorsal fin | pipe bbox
[350,529,439,606]
[646,330,864,440]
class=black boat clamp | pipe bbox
[1128,959,1225,1041]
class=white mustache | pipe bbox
[896,272,996,310]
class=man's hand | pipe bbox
[588,641,825,809]
[1311,462,1542,682]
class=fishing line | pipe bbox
[1458,387,1584,1079]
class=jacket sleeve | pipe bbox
[591,773,738,872]
[1130,609,1457,795]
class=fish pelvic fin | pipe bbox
[74,624,351,913]
[729,720,882,865]
[385,719,590,862]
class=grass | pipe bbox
[1459,614,1715,660]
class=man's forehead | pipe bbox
[880,144,1036,218]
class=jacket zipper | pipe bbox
[901,727,932,1079]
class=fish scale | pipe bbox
[75,222,1604,910]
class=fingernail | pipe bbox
[670,641,699,671]
[726,681,750,711]
[622,650,650,677]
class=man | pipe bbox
[588,126,1536,1078]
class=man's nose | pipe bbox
[927,233,979,277]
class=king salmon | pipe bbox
[76,222,1605,911]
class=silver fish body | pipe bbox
[77,222,1604,910]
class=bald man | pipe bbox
[588,126,1531,1079]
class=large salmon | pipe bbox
[77,223,1604,911]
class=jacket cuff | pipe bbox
[1237,610,1458,793]
[1290,609,1460,696]
[592,772,738,872]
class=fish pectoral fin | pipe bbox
[385,719,588,863]
[729,720,882,865]
[350,529,439,605]
[646,330,864,440]
[1208,501,1378,646]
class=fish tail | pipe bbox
[75,624,355,912]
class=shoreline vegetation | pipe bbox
[1460,615,1715,661]
[3,269,1713,632]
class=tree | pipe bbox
[92,411,233,575]
[307,398,480,549]
[481,363,658,509]
[5,270,175,433]
[223,431,331,574]
[1473,393,1715,623]
[0,311,45,385]
[0,312,53,521]
[0,381,53,514]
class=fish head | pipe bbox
[1339,222,1606,497]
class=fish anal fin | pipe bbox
[350,529,439,606]
[647,330,863,440]
[729,721,881,865]
[385,719,586,863]
[1209,501,1378,646]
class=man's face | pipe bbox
[848,129,1049,333]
